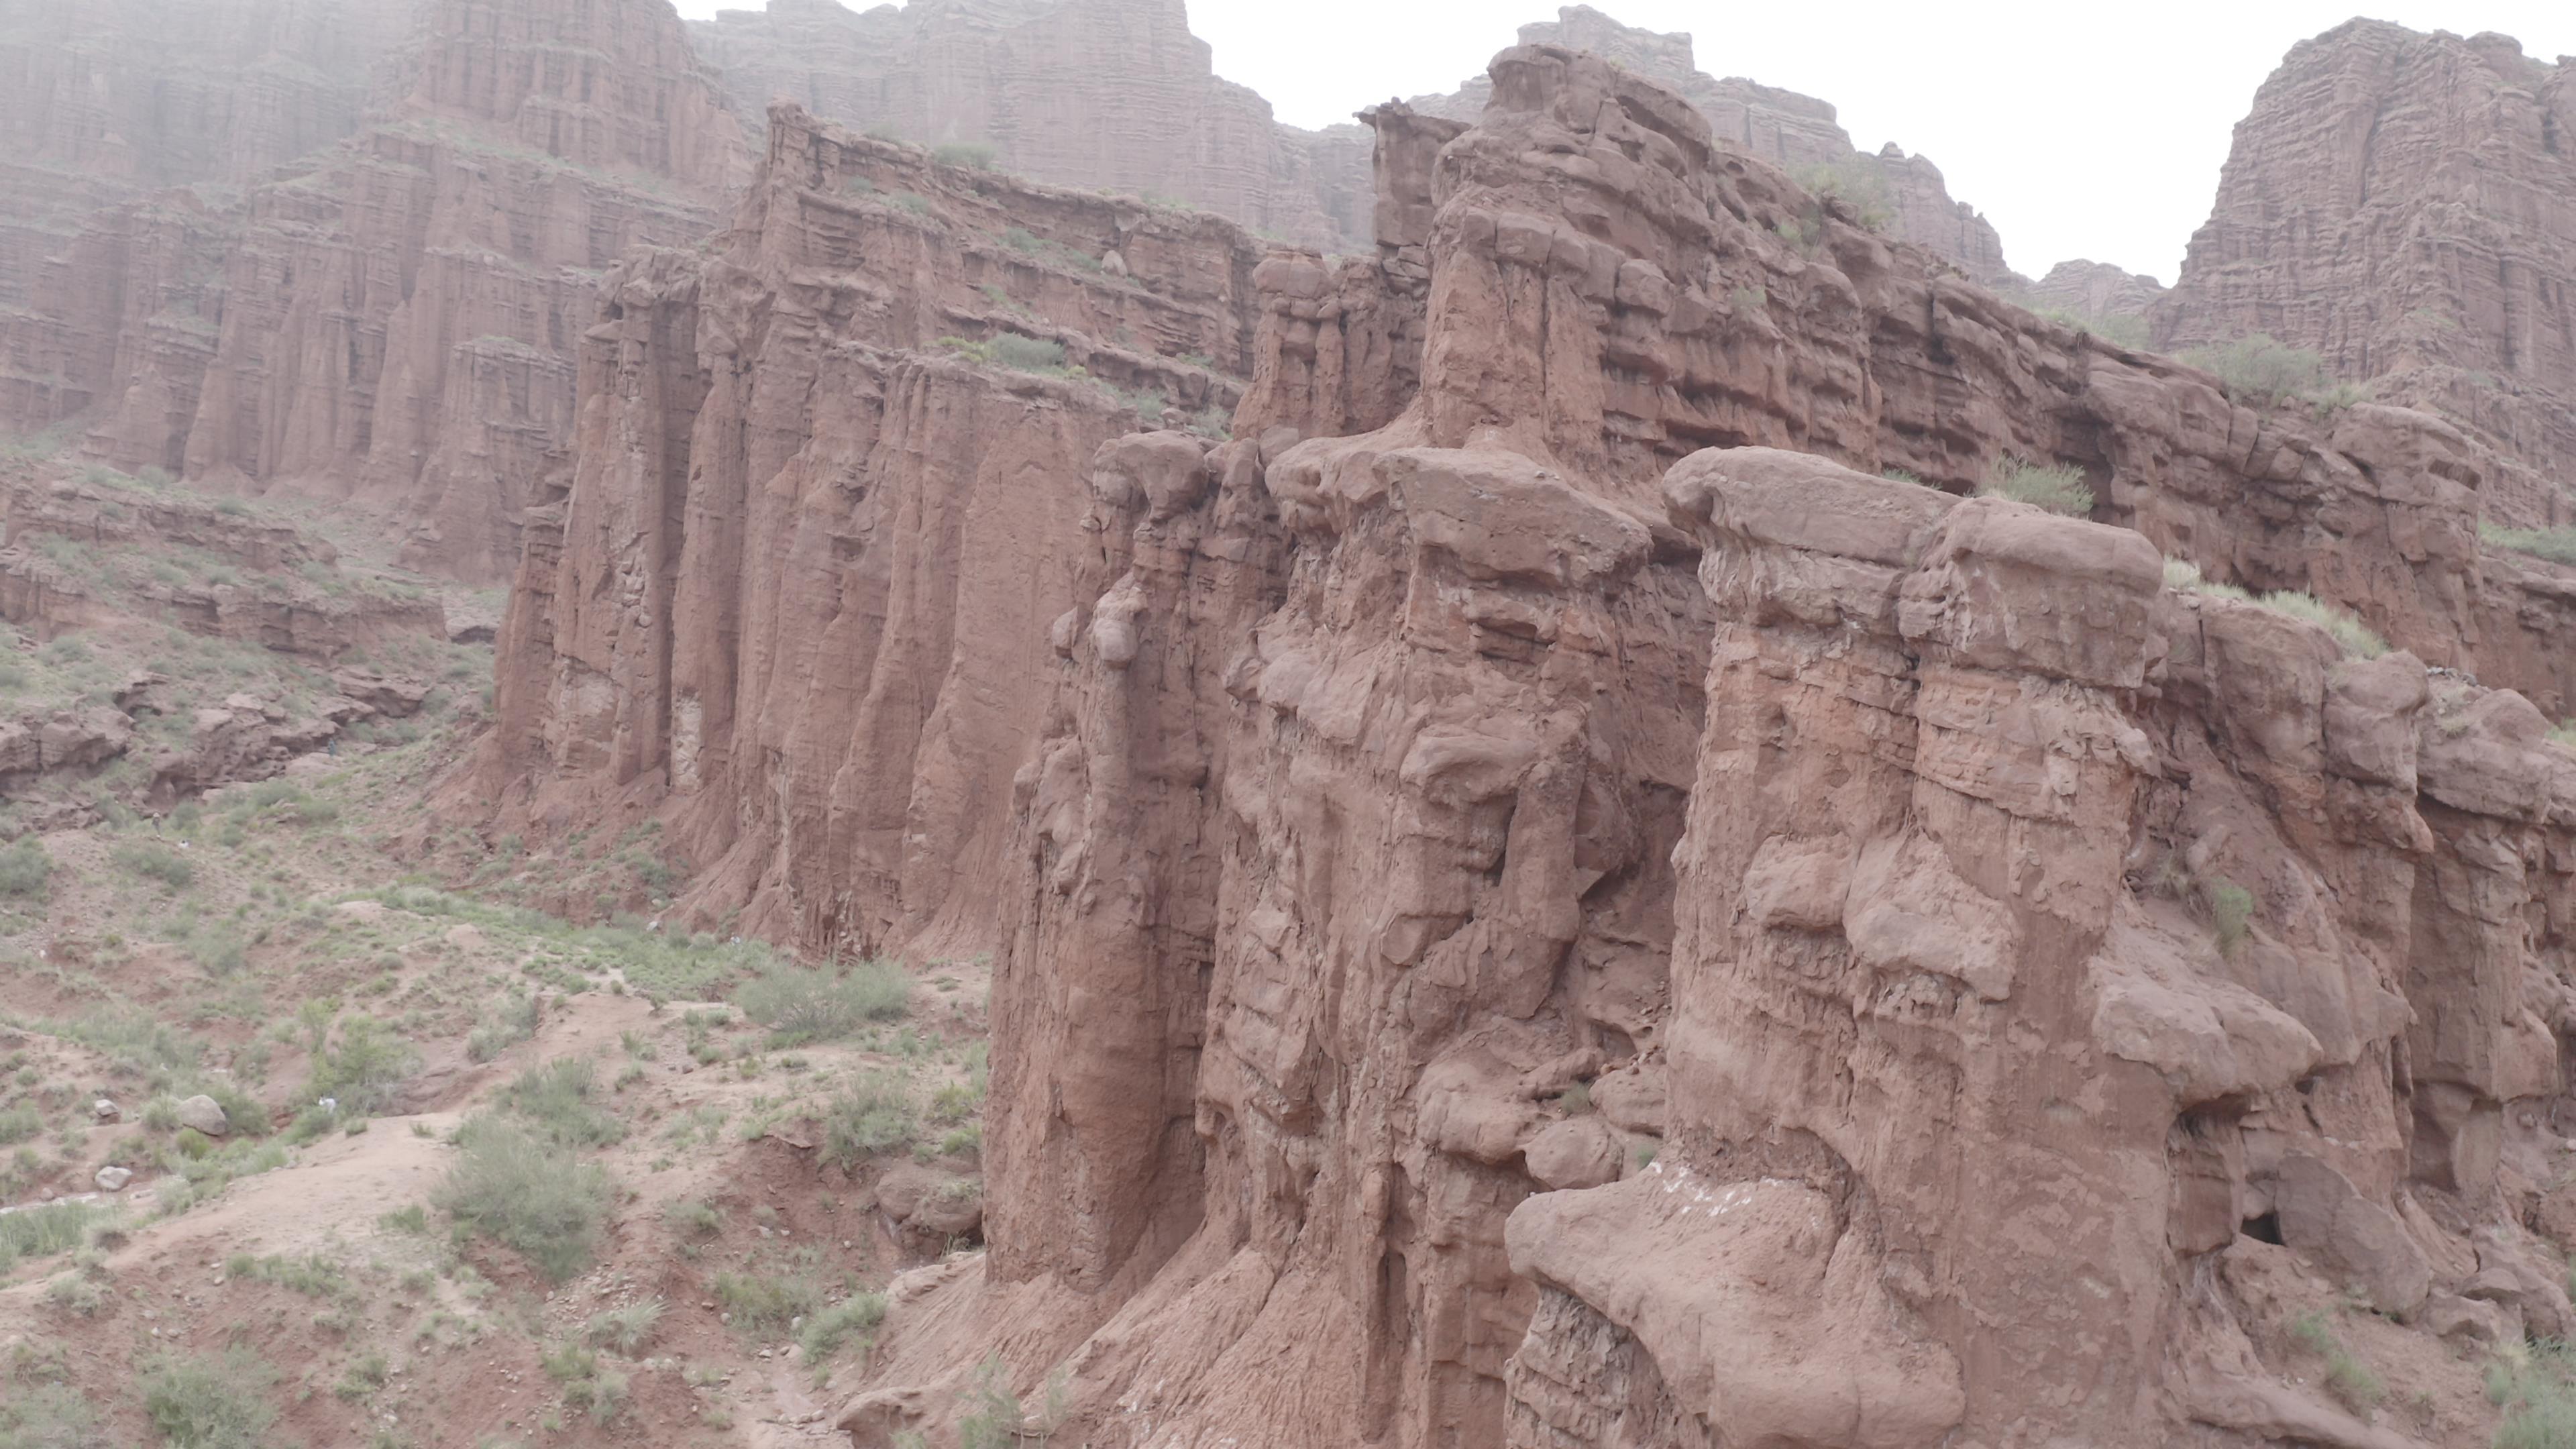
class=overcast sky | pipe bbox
[671,1,2576,284]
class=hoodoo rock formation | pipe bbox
[0,0,749,582]
[688,0,1374,254]
[459,29,2576,1449]
[2155,20,2576,525]
[1408,5,2015,286]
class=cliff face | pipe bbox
[1406,4,2014,285]
[690,0,1373,255]
[712,45,2576,1449]
[468,102,1267,947]
[2155,20,2576,525]
[1,0,748,582]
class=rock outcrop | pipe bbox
[2155,20,2576,525]
[1,0,750,582]
[2017,257,2168,323]
[464,101,1267,944]
[612,42,2576,1449]
[689,0,1373,254]
[1406,5,2014,284]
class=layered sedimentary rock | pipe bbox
[2019,257,2168,321]
[1407,5,2012,284]
[2155,20,2576,524]
[465,102,1265,948]
[690,44,2576,1449]
[0,0,413,425]
[689,0,1372,254]
[1,0,749,582]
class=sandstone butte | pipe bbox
[438,11,2576,1442]
[2155,20,2576,530]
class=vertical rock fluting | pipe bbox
[814,43,2576,1449]
[2154,20,2576,526]
[469,103,1271,951]
[1404,4,2014,286]
[1,0,749,582]
[688,0,1374,255]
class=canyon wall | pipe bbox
[0,0,749,582]
[753,44,2576,1449]
[2155,20,2576,526]
[468,101,1269,951]
[688,0,1373,255]
[1406,5,2014,286]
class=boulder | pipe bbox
[95,1165,133,1191]
[176,1094,229,1137]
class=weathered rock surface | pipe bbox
[460,102,1266,936]
[2017,257,2167,323]
[1407,5,2013,284]
[633,42,2576,1449]
[0,0,749,582]
[2155,19,2576,524]
[688,0,1371,256]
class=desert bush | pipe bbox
[585,1298,664,1354]
[822,1075,919,1168]
[2182,333,2329,403]
[307,1015,417,1114]
[737,958,910,1044]
[140,1348,276,1448]
[0,1200,110,1261]
[497,1058,623,1148]
[0,1104,40,1146]
[932,142,997,170]
[2033,307,2150,350]
[112,842,194,889]
[664,1199,723,1238]
[435,1117,612,1281]
[0,839,50,898]
[2207,879,2255,957]
[2254,590,2387,658]
[2494,1341,2576,1449]
[1792,157,1893,231]
[2284,1311,2381,1420]
[713,1268,821,1336]
[989,333,1067,372]
[1979,456,2093,517]
[2161,557,2248,600]
[0,1383,108,1449]
[800,1292,890,1360]
[2482,521,2576,567]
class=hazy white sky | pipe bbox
[672,1,2576,284]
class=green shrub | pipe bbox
[140,1348,276,1448]
[2482,521,2576,567]
[2255,590,2387,659]
[1792,157,1893,231]
[2033,307,2150,350]
[2208,879,2255,957]
[932,142,997,170]
[736,959,910,1044]
[2494,1342,2576,1449]
[800,1292,889,1360]
[307,1016,417,1114]
[2161,557,2248,600]
[435,1117,613,1281]
[2182,334,2330,404]
[0,839,51,898]
[585,1297,663,1354]
[664,1199,722,1238]
[1980,456,2094,517]
[496,1058,623,1148]
[0,1383,106,1448]
[0,1104,40,1146]
[0,1200,111,1261]
[822,1075,919,1168]
[987,333,1067,372]
[713,1269,820,1336]
[112,842,194,890]
[468,992,541,1063]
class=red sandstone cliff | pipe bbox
[2155,20,2576,527]
[1,0,749,582]
[1406,5,2015,286]
[689,0,1373,255]
[466,30,2576,1448]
